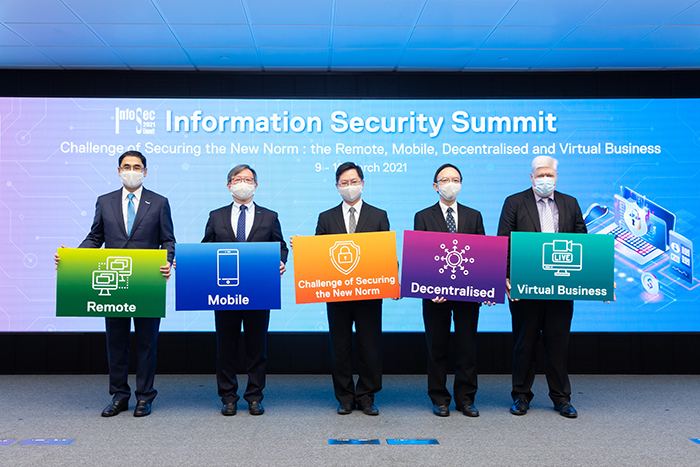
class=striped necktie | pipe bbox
[541,198,555,233]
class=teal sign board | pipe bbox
[510,232,614,301]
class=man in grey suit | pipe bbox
[202,164,288,417]
[497,156,586,419]
[414,163,486,418]
[55,151,175,417]
[315,162,389,416]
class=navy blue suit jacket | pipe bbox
[79,188,175,262]
[202,202,288,263]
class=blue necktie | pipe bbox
[237,205,247,242]
[126,193,135,236]
[446,206,456,233]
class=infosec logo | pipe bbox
[435,239,474,280]
[114,107,156,135]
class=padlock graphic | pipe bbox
[338,246,353,264]
[329,240,361,275]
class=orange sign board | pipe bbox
[293,231,400,304]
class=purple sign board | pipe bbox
[400,231,508,304]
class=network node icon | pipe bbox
[434,239,474,280]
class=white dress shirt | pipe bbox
[438,200,458,230]
[230,199,255,240]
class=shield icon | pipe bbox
[329,240,361,275]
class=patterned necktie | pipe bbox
[237,205,247,242]
[126,193,135,236]
[446,206,456,233]
[348,207,357,234]
[541,198,555,233]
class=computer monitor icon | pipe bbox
[92,270,119,296]
[542,240,582,276]
[107,257,132,282]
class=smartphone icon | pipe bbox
[668,231,693,284]
[217,249,239,286]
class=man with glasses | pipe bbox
[315,162,390,416]
[55,151,175,417]
[497,156,586,419]
[414,163,487,418]
[202,164,288,416]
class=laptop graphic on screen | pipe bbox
[596,187,675,265]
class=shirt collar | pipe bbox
[233,199,254,211]
[122,186,143,201]
[342,199,363,214]
[533,188,554,203]
[439,200,457,215]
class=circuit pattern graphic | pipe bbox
[435,239,474,280]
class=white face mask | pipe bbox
[120,170,144,189]
[230,182,256,200]
[338,184,363,203]
[534,176,556,197]
[438,182,461,201]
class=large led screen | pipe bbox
[1,97,698,332]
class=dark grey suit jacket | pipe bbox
[201,202,288,263]
[414,202,485,236]
[497,188,586,276]
[315,202,389,235]
[79,188,175,262]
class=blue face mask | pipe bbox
[534,176,555,196]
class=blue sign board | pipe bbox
[175,243,282,311]
[386,439,439,445]
[328,439,381,445]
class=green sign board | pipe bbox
[510,232,614,301]
[56,248,167,318]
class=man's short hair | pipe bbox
[335,162,363,183]
[433,163,462,183]
[531,156,558,172]
[118,151,147,167]
[227,164,257,183]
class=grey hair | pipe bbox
[531,156,558,173]
[227,164,257,183]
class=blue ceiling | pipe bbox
[1,0,699,71]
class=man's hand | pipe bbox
[432,296,447,304]
[604,282,617,303]
[482,301,495,306]
[160,261,172,280]
[280,261,286,277]
[289,235,300,249]
[54,245,67,269]
[506,278,519,302]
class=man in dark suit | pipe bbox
[315,162,389,416]
[55,151,175,417]
[202,164,288,417]
[414,163,487,418]
[497,156,586,419]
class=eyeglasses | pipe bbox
[337,179,362,187]
[436,178,461,185]
[230,177,255,184]
[120,166,144,172]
